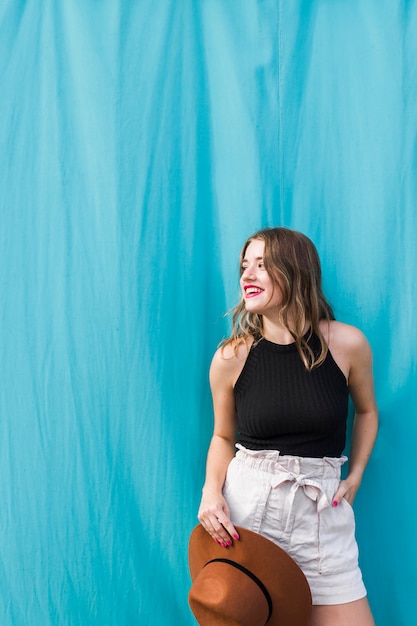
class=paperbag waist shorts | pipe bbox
[223,445,367,605]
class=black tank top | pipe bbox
[234,332,349,457]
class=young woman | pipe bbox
[197,227,378,626]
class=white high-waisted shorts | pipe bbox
[223,444,367,605]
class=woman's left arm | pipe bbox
[333,328,378,506]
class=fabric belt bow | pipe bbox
[270,466,330,532]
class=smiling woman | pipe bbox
[196,227,378,626]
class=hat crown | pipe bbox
[189,560,270,626]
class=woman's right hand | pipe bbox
[197,489,240,547]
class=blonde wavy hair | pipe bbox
[224,227,335,370]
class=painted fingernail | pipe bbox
[227,540,232,546]
[233,534,240,540]
[221,542,226,548]
[214,538,220,544]
[332,500,338,507]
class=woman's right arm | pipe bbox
[197,345,243,546]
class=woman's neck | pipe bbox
[261,317,310,345]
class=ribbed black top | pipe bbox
[234,332,349,457]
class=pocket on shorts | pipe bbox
[318,498,359,575]
[222,457,237,500]
[222,457,271,533]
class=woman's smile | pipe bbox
[243,284,264,298]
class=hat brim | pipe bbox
[189,525,312,626]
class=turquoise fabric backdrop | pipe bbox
[1,1,416,624]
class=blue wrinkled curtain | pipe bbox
[0,1,416,624]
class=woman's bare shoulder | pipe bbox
[322,320,370,350]
[210,336,254,386]
[320,320,372,380]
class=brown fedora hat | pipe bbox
[188,525,312,626]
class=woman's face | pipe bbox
[240,239,282,314]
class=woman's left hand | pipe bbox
[331,478,359,507]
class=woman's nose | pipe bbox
[241,265,255,280]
